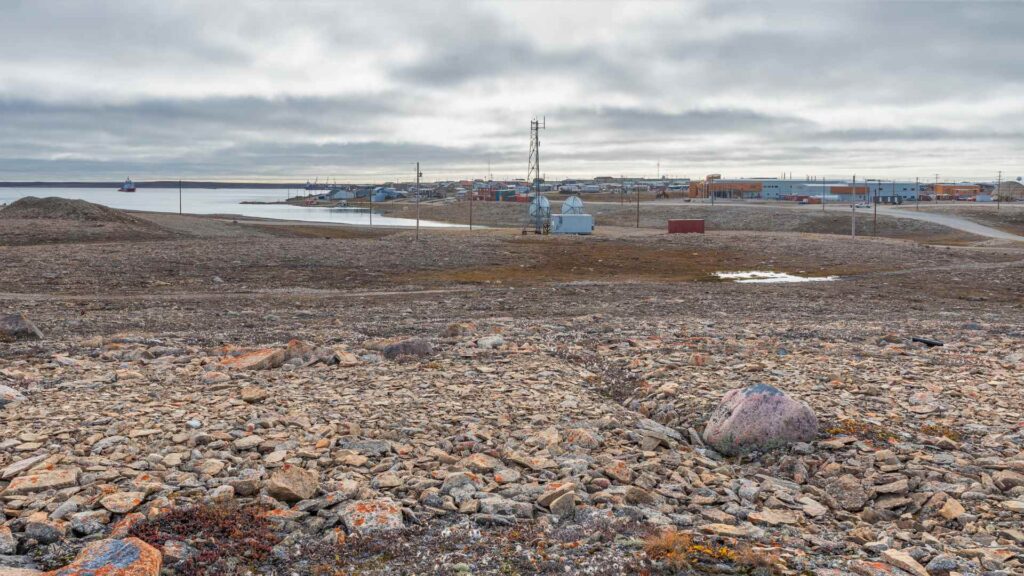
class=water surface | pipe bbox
[0,187,457,228]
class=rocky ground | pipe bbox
[1,199,1022,575]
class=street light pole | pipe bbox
[916,177,919,211]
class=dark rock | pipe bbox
[382,338,433,360]
[0,313,43,342]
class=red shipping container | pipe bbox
[667,219,705,234]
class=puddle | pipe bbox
[714,271,838,283]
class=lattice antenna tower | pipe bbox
[528,116,545,192]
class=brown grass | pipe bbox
[642,530,785,574]
[401,237,869,286]
[251,223,397,239]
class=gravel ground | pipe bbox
[1,207,1023,575]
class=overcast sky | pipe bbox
[1,0,1022,182]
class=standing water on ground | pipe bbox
[715,271,839,283]
[0,187,459,228]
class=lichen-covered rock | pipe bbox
[45,537,161,576]
[341,498,404,534]
[702,384,818,455]
[3,468,79,496]
[0,313,43,342]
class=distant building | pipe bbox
[934,183,981,198]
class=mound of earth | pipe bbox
[0,196,177,245]
[0,196,147,224]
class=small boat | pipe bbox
[118,178,136,192]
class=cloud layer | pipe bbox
[1,0,1021,181]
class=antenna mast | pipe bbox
[528,116,545,193]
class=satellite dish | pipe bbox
[562,195,584,214]
[529,195,551,218]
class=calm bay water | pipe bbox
[0,187,457,228]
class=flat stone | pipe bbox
[2,468,79,496]
[1,454,49,480]
[700,523,764,539]
[99,492,146,514]
[849,560,912,576]
[459,453,501,473]
[240,386,269,403]
[827,474,868,511]
[220,348,285,370]
[232,435,264,450]
[880,549,929,576]
[341,498,404,534]
[748,508,800,526]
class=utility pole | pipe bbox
[851,175,857,239]
[636,182,641,228]
[178,179,182,215]
[415,162,422,240]
[822,176,826,212]
[873,180,878,237]
[915,177,920,211]
[997,170,1002,210]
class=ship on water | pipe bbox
[118,177,136,192]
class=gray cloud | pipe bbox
[0,0,1021,180]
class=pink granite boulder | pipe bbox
[702,384,818,456]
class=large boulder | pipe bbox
[0,314,43,342]
[265,464,319,502]
[702,384,818,456]
[46,537,161,576]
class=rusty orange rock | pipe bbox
[44,537,161,576]
[219,348,285,370]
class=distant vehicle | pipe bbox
[855,203,871,208]
[118,178,136,192]
[798,199,809,205]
